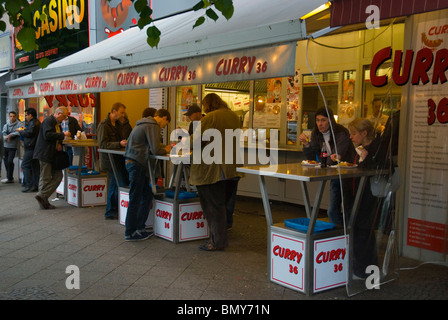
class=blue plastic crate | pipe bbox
[284,218,335,233]
[164,190,198,199]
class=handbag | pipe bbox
[370,167,400,198]
[53,150,70,170]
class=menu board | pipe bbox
[405,17,448,255]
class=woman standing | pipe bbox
[345,118,387,278]
[190,93,241,251]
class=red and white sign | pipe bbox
[313,236,347,293]
[270,232,305,292]
[119,190,154,228]
[154,200,174,241]
[179,203,209,242]
[29,44,295,96]
[67,176,107,207]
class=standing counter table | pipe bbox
[149,154,209,243]
[61,139,107,207]
[237,163,376,295]
[98,149,209,243]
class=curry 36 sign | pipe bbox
[33,43,296,95]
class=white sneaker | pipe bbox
[1,178,13,183]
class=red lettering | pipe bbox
[181,211,204,221]
[68,184,77,191]
[315,248,346,264]
[83,185,105,192]
[432,48,448,85]
[156,209,172,221]
[392,50,414,86]
[120,200,128,208]
[370,47,391,87]
[411,47,433,85]
[273,245,302,264]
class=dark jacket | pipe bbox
[97,114,124,171]
[33,115,65,163]
[119,117,132,139]
[304,123,355,165]
[124,117,167,167]
[19,118,41,149]
[66,116,82,138]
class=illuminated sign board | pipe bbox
[13,0,89,70]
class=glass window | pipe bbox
[301,71,339,131]
[176,85,200,132]
[37,94,98,135]
[337,70,358,127]
[203,81,250,129]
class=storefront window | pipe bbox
[37,94,98,135]
[302,71,339,132]
[363,64,401,117]
[337,70,358,127]
[203,81,250,129]
[176,85,200,132]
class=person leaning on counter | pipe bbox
[123,109,171,241]
[189,93,241,251]
[97,102,129,220]
[298,107,355,226]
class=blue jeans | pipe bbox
[105,170,119,218]
[327,179,344,225]
[125,161,153,237]
[22,148,39,188]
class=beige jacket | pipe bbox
[189,107,241,186]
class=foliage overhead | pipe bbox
[0,0,234,68]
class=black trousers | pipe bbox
[196,179,239,249]
[3,148,17,181]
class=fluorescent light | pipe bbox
[300,2,331,20]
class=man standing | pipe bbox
[18,108,41,192]
[97,102,128,220]
[124,109,171,241]
[184,103,203,135]
[33,107,71,209]
[367,98,388,135]
[61,113,82,166]
[2,111,22,183]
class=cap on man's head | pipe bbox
[184,103,202,116]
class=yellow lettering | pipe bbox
[40,5,50,37]
[49,0,58,33]
[34,11,41,40]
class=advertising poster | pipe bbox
[405,15,448,257]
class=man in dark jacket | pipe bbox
[61,114,82,166]
[18,108,41,192]
[97,102,128,219]
[124,109,171,241]
[299,107,356,225]
[33,107,70,209]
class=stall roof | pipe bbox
[8,0,324,95]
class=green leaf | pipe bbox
[17,27,36,52]
[134,0,149,13]
[146,26,161,48]
[205,8,219,21]
[138,16,152,29]
[0,21,6,32]
[213,0,234,20]
[5,0,22,16]
[193,16,205,29]
[38,57,50,69]
[193,1,205,11]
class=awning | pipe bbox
[6,0,328,97]
[331,0,448,28]
[6,74,37,98]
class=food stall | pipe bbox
[238,163,376,295]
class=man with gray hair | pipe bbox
[33,107,71,209]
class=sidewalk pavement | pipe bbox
[0,173,447,301]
